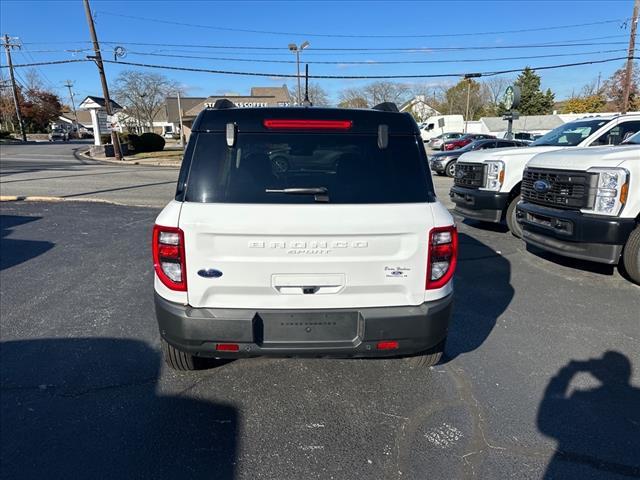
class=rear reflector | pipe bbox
[376,340,399,351]
[263,119,352,130]
[216,343,240,352]
[426,225,458,290]
[153,225,187,291]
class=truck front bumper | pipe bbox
[155,293,453,359]
[450,186,510,223]
[516,201,635,264]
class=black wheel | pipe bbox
[445,161,456,178]
[622,225,640,285]
[161,338,197,371]
[506,195,523,239]
[405,339,445,368]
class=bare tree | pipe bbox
[289,82,331,106]
[364,81,411,105]
[113,71,180,133]
[482,77,511,115]
[338,87,369,108]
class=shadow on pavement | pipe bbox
[537,352,640,478]
[445,232,514,361]
[461,218,510,234]
[0,215,54,271]
[0,338,238,479]
[525,243,617,276]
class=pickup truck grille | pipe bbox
[521,168,596,210]
[454,163,485,188]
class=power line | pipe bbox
[94,56,636,80]
[125,48,628,65]
[0,59,90,68]
[96,11,630,39]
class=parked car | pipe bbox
[443,133,495,151]
[48,128,69,142]
[516,131,640,284]
[429,132,464,150]
[153,102,457,371]
[430,138,528,177]
[450,114,640,237]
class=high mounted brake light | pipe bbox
[153,225,187,291]
[426,225,458,290]
[263,119,353,130]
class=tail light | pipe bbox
[426,225,458,290]
[263,119,352,130]
[153,225,187,291]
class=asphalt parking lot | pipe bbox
[2,195,639,479]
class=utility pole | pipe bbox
[463,73,481,133]
[83,0,122,159]
[176,90,184,148]
[622,0,639,114]
[63,80,79,134]
[2,34,27,142]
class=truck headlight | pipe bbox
[481,160,505,191]
[582,167,629,216]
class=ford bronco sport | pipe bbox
[153,101,457,370]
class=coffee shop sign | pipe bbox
[204,101,291,108]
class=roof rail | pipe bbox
[212,99,235,110]
[372,102,399,113]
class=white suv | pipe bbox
[153,101,457,370]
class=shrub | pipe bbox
[139,132,165,152]
[0,130,11,139]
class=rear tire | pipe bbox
[405,339,445,368]
[506,195,523,239]
[161,338,197,371]
[445,161,456,178]
[622,225,640,285]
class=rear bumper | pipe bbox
[155,293,453,359]
[516,201,635,264]
[450,186,510,223]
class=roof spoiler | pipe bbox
[211,99,235,110]
[372,102,399,113]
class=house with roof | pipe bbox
[78,96,124,145]
[399,96,441,122]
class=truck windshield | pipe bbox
[181,133,435,204]
[530,119,610,147]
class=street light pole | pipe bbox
[296,49,301,105]
[289,41,310,105]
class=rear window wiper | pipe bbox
[265,187,329,202]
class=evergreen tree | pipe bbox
[514,67,555,115]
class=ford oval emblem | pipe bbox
[197,268,223,278]
[533,180,551,193]
[455,169,465,179]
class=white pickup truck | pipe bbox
[516,132,640,284]
[449,114,640,237]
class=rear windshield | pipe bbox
[180,133,435,204]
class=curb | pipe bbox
[0,195,156,208]
[77,150,181,168]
